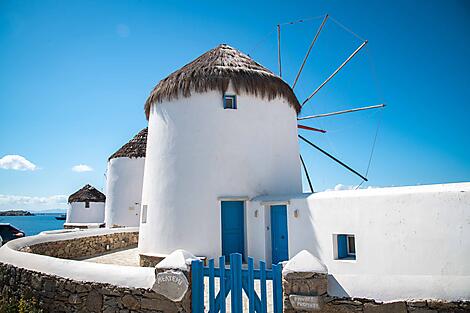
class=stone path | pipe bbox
[83,248,274,312]
[81,247,140,266]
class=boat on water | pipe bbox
[55,214,66,221]
[0,223,25,244]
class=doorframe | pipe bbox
[219,198,248,262]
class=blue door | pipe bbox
[271,205,289,264]
[221,201,245,259]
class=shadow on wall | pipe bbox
[292,201,350,297]
[328,275,349,297]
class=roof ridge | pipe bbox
[68,184,105,203]
[108,127,148,161]
[144,44,300,119]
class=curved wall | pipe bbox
[105,157,145,227]
[139,87,302,258]
[66,202,105,224]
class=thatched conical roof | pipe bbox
[108,128,148,161]
[68,184,106,203]
[144,44,300,119]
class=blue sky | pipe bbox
[0,0,469,211]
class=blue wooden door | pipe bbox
[221,201,245,259]
[271,205,289,264]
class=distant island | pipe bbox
[0,210,34,216]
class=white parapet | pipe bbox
[0,227,154,289]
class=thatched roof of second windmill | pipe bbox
[108,128,148,161]
[68,184,105,203]
[144,44,301,119]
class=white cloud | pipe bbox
[0,155,37,171]
[333,184,356,191]
[0,194,67,205]
[326,184,377,191]
[0,194,68,212]
[72,164,93,172]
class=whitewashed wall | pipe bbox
[66,202,105,224]
[139,87,302,259]
[105,157,145,227]
[249,183,470,302]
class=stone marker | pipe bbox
[152,269,189,302]
[289,295,321,311]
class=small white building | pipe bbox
[105,128,147,228]
[139,44,302,261]
[65,184,106,228]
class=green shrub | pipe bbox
[0,296,43,313]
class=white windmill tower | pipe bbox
[105,127,147,228]
[139,44,303,262]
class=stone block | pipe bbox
[407,308,437,313]
[86,290,103,312]
[68,294,82,304]
[140,298,160,310]
[364,302,407,313]
[121,294,140,310]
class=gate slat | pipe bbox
[260,261,267,313]
[272,263,283,313]
[230,253,242,313]
[209,259,215,312]
[248,257,255,313]
[219,255,226,313]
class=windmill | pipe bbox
[274,14,386,192]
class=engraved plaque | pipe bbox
[152,270,189,302]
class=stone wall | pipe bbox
[19,231,138,259]
[0,262,191,313]
[139,254,166,268]
[282,271,470,313]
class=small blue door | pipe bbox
[271,205,289,264]
[221,201,245,259]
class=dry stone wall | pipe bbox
[19,231,139,259]
[283,271,470,313]
[0,262,191,313]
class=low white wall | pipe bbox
[66,202,105,224]
[282,182,470,302]
[0,228,154,289]
[105,157,145,227]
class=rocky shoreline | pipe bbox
[0,210,34,216]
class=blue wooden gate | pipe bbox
[191,253,283,313]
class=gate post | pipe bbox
[230,253,243,313]
[191,259,204,313]
[281,250,328,312]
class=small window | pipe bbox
[335,234,356,260]
[141,205,148,223]
[223,95,237,109]
[85,201,90,208]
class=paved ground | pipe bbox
[83,248,274,312]
[81,247,140,266]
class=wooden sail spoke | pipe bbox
[301,40,368,108]
[298,104,385,120]
[298,135,368,181]
[298,124,327,133]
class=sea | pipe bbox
[0,214,65,236]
